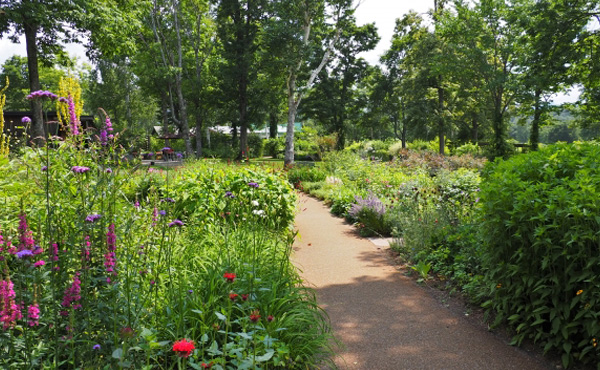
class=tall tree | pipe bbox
[268,0,353,166]
[215,0,267,159]
[0,0,140,144]
[304,18,379,149]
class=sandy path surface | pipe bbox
[292,193,553,370]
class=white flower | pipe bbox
[251,200,259,207]
[252,209,265,217]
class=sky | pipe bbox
[0,0,579,104]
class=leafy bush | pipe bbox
[264,137,285,158]
[479,143,600,368]
[454,142,482,156]
[247,133,264,158]
[286,164,327,188]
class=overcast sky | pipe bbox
[0,0,578,104]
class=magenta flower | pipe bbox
[27,304,40,327]
[105,224,117,280]
[58,96,68,103]
[21,116,31,124]
[71,166,90,174]
[61,273,82,311]
[0,279,22,330]
[34,260,45,267]
[18,213,35,251]
[41,165,48,171]
[68,94,80,136]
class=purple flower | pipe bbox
[134,201,140,208]
[349,192,386,218]
[161,197,175,203]
[16,249,33,258]
[158,210,166,216]
[71,166,91,174]
[105,168,112,174]
[168,219,184,227]
[41,165,48,171]
[26,90,58,101]
[21,116,31,124]
[248,182,259,188]
[162,147,171,151]
[188,290,193,294]
[225,191,235,198]
[85,214,102,223]
[93,344,101,350]
[58,97,68,103]
[176,152,183,159]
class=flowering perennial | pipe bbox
[223,272,236,283]
[18,213,35,251]
[27,304,40,327]
[61,273,82,311]
[172,339,195,358]
[71,166,90,174]
[85,214,102,223]
[0,279,21,330]
[26,90,58,101]
[68,94,80,135]
[105,224,117,281]
[168,219,184,227]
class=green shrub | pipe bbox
[454,142,482,156]
[247,133,264,158]
[286,164,327,188]
[264,137,285,158]
[479,143,600,368]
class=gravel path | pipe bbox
[292,193,553,370]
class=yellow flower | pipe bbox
[496,283,502,289]
[576,290,583,296]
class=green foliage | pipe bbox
[246,133,264,158]
[479,143,600,368]
[263,137,285,158]
[286,164,327,188]
[0,133,332,368]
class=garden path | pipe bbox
[291,193,553,370]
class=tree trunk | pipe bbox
[239,75,248,159]
[438,83,445,155]
[161,91,170,148]
[173,0,192,157]
[530,89,541,151]
[284,73,297,166]
[195,114,203,158]
[269,112,278,138]
[471,113,479,142]
[24,22,44,145]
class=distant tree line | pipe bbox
[1,0,599,160]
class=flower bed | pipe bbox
[0,121,332,368]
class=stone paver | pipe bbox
[292,193,553,370]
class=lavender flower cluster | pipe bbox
[349,192,386,218]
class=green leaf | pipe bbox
[255,349,275,362]
[112,348,123,359]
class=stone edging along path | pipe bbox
[291,193,554,370]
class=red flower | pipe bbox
[201,362,213,369]
[241,294,249,301]
[223,272,236,283]
[267,315,274,322]
[249,309,261,323]
[173,338,195,358]
[229,293,238,301]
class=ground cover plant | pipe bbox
[0,99,333,369]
